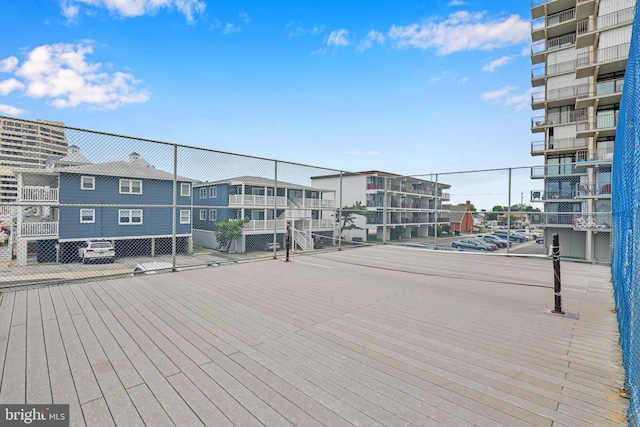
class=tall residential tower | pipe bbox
[530,0,635,262]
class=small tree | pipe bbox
[337,201,372,236]
[215,218,250,252]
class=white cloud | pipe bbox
[222,23,240,34]
[0,104,25,115]
[0,78,24,95]
[387,11,530,55]
[481,86,532,110]
[482,55,511,72]
[287,22,325,38]
[62,0,206,22]
[239,12,250,23]
[448,0,466,5]
[6,42,150,110]
[327,29,350,47]
[481,85,515,101]
[357,30,386,52]
[0,56,19,73]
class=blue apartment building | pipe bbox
[192,176,336,252]
[12,149,195,265]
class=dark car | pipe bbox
[493,231,527,243]
[476,234,508,248]
[452,238,497,251]
[536,236,545,244]
[313,236,326,249]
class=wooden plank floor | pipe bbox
[0,246,629,426]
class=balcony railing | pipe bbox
[21,186,59,203]
[532,84,581,104]
[244,219,287,231]
[577,7,635,35]
[576,183,613,197]
[576,111,619,133]
[573,213,612,230]
[290,197,336,208]
[575,147,614,163]
[229,194,288,207]
[547,8,576,28]
[532,109,587,128]
[531,0,555,7]
[20,221,58,238]
[577,42,631,68]
[548,137,589,150]
[532,33,576,56]
[531,163,588,178]
[530,189,577,200]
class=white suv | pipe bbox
[78,240,115,263]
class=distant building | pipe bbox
[191,176,336,252]
[0,117,68,203]
[311,171,451,242]
[448,201,474,234]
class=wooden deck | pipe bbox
[0,245,629,426]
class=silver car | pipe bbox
[452,238,497,251]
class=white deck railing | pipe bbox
[20,221,58,237]
[22,186,59,203]
[229,195,288,207]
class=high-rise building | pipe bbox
[530,0,635,262]
[0,117,68,203]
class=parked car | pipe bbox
[402,242,435,250]
[452,238,497,251]
[515,229,539,240]
[133,262,174,274]
[264,242,281,251]
[313,236,326,249]
[78,240,115,263]
[536,236,545,244]
[476,234,508,248]
[492,231,527,243]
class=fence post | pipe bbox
[552,233,564,314]
[434,174,438,247]
[273,160,278,258]
[338,171,343,251]
[171,144,177,271]
[285,221,291,261]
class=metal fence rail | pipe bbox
[612,8,640,426]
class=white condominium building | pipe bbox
[530,0,635,262]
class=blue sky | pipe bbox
[0,0,538,189]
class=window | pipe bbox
[180,210,190,224]
[80,209,95,223]
[200,188,207,198]
[119,209,143,225]
[209,186,217,198]
[180,183,191,197]
[81,176,95,190]
[199,209,207,220]
[209,209,217,221]
[120,179,142,194]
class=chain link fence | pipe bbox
[612,7,640,426]
[0,118,615,291]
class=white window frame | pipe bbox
[81,176,95,191]
[200,188,207,198]
[180,209,191,224]
[180,182,191,197]
[209,209,217,222]
[118,209,143,225]
[209,186,217,198]
[80,208,95,223]
[199,209,207,220]
[119,179,142,195]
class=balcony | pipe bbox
[21,186,59,203]
[575,183,612,197]
[531,163,588,179]
[311,219,335,229]
[575,78,625,108]
[575,0,597,20]
[531,0,577,19]
[531,109,587,132]
[532,8,576,42]
[576,111,619,138]
[531,141,545,155]
[576,7,635,49]
[244,219,287,232]
[531,84,580,109]
[576,42,631,79]
[530,189,577,201]
[20,221,58,238]
[575,147,614,165]
[229,194,288,207]
[531,33,576,64]
[573,213,612,231]
[290,197,336,209]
